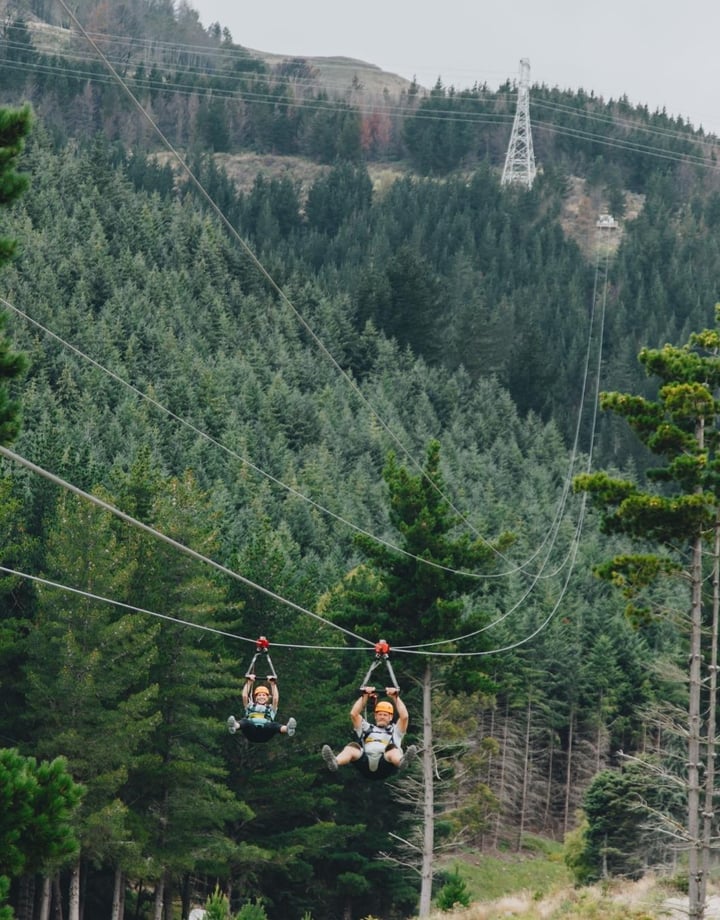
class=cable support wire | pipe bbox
[1,293,539,582]
[15,19,718,145]
[0,565,359,652]
[0,444,372,648]
[6,51,717,170]
[393,237,610,651]
[9,18,720,150]
[7,20,719,160]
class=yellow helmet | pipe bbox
[253,685,270,697]
[375,701,394,715]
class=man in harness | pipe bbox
[322,686,416,779]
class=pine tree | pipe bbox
[0,104,31,444]
[575,305,720,919]
[337,439,512,917]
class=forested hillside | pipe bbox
[1,2,720,919]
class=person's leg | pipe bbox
[322,742,362,770]
[386,745,418,768]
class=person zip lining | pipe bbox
[227,637,296,742]
[322,641,416,779]
[322,686,416,779]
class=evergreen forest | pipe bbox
[2,2,720,919]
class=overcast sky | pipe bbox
[190,0,720,136]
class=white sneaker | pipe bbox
[286,717,297,737]
[322,744,338,771]
[399,745,418,769]
[227,716,240,734]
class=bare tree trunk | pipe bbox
[418,661,434,918]
[688,532,704,920]
[700,515,720,908]
[518,697,532,850]
[111,867,123,920]
[492,699,509,849]
[563,705,575,835]
[543,727,555,834]
[52,876,64,920]
[153,875,164,920]
[39,875,52,920]
[17,875,34,920]
[68,860,81,920]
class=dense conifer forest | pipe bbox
[2,1,720,918]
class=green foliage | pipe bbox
[204,887,230,919]
[564,816,593,885]
[435,867,471,910]
[0,104,31,444]
[236,900,269,920]
[0,748,82,877]
[565,760,680,885]
[0,876,11,920]
[4,76,720,917]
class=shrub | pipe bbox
[435,867,471,911]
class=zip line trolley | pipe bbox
[245,635,278,681]
[359,639,400,705]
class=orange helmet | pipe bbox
[375,701,394,715]
[253,685,270,697]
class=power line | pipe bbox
[8,16,719,164]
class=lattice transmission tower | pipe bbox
[501,58,536,189]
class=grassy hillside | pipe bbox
[424,848,699,920]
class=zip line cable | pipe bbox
[0,444,373,648]
[1,233,611,662]
[0,448,576,661]
[397,498,589,657]
[0,565,359,652]
[393,229,612,650]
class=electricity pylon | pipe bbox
[501,58,536,189]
